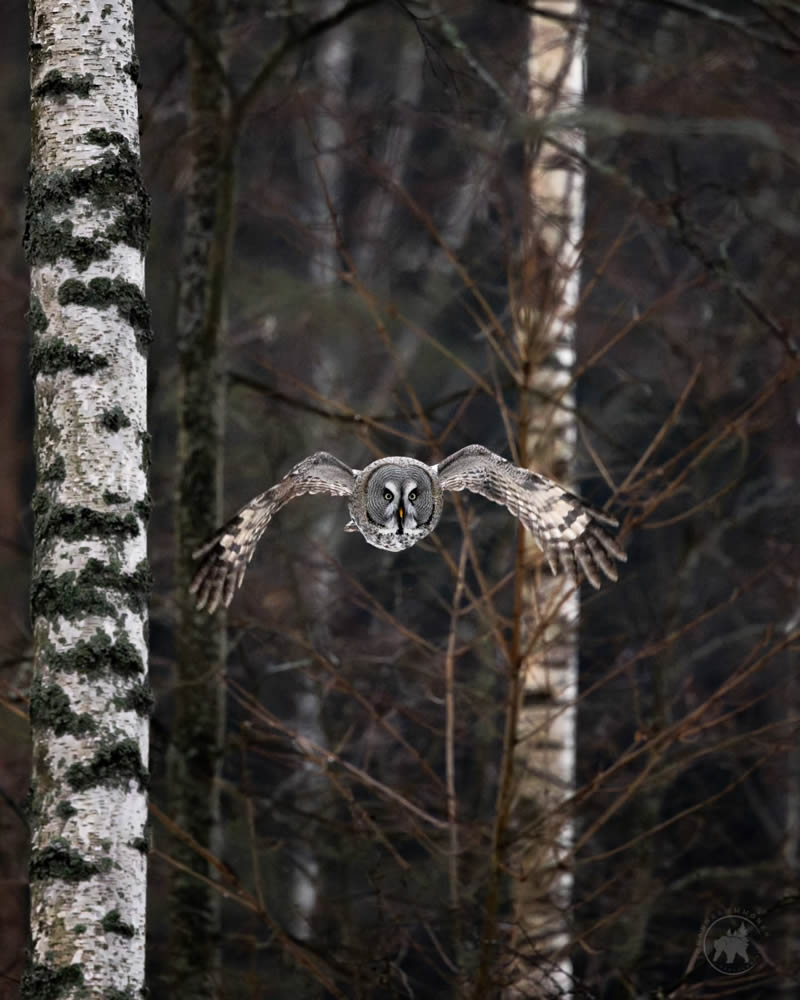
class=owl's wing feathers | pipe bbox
[190,452,356,612]
[436,445,626,588]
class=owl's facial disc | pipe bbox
[360,463,438,550]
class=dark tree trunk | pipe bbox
[169,0,232,994]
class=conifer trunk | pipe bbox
[169,0,230,993]
[24,0,151,993]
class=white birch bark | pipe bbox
[25,0,150,994]
[306,0,353,290]
[509,3,585,996]
[288,0,354,939]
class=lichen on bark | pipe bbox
[57,277,152,353]
[65,738,149,792]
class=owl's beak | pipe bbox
[396,503,404,534]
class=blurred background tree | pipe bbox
[169,0,228,993]
[3,0,800,997]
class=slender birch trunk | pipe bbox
[304,0,352,289]
[24,0,151,994]
[169,0,230,994]
[509,4,585,996]
[289,5,354,942]
[352,36,424,278]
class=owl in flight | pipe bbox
[190,446,626,613]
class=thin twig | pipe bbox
[444,533,469,940]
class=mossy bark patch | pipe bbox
[41,456,66,484]
[55,800,77,820]
[29,677,97,737]
[101,908,135,938]
[28,217,111,271]
[115,680,154,717]
[20,961,85,999]
[133,496,151,522]
[32,493,140,547]
[27,294,49,334]
[31,558,152,621]
[66,738,149,792]
[129,834,149,854]
[124,53,140,84]
[29,839,101,882]
[32,70,96,102]
[106,988,140,1000]
[25,136,150,268]
[48,630,144,679]
[30,337,109,377]
[100,405,132,432]
[58,277,152,352]
[85,127,126,147]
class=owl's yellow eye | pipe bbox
[384,490,393,502]
[408,490,417,502]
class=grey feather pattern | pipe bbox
[436,445,625,588]
[190,452,355,613]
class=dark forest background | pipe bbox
[2,0,800,997]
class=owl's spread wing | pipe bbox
[436,445,626,587]
[191,452,356,612]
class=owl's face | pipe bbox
[354,459,442,551]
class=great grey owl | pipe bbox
[190,446,626,613]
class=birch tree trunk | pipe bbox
[289,5,354,942]
[352,36,424,279]
[509,4,585,996]
[307,0,352,289]
[169,0,230,993]
[24,0,151,993]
